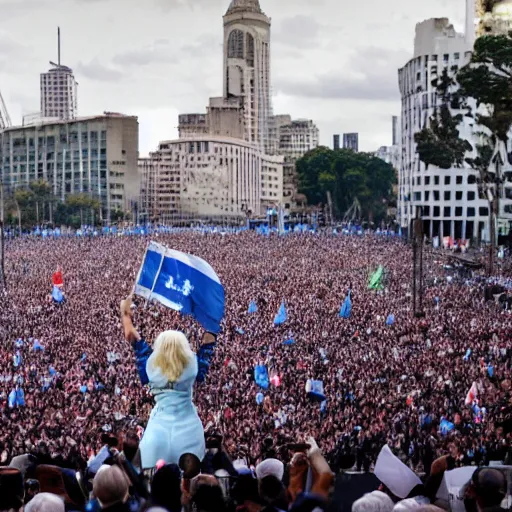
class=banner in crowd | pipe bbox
[134,241,225,333]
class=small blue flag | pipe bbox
[339,292,352,319]
[236,328,245,335]
[440,418,455,435]
[386,314,395,326]
[256,392,264,405]
[134,241,225,333]
[463,348,472,361]
[248,300,258,314]
[488,364,494,378]
[254,365,269,389]
[52,285,64,303]
[274,301,287,325]
[283,338,295,345]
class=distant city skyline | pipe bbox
[0,0,467,156]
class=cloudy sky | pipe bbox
[0,0,465,155]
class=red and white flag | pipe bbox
[465,381,478,405]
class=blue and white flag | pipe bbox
[248,300,258,314]
[440,418,455,435]
[339,292,352,319]
[274,301,287,326]
[134,241,225,333]
[52,286,64,303]
[463,348,472,361]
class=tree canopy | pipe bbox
[4,181,102,229]
[296,147,396,223]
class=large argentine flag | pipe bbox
[134,241,225,333]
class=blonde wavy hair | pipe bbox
[151,330,194,382]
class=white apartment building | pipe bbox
[40,64,78,121]
[0,113,139,220]
[398,17,512,240]
[139,136,282,220]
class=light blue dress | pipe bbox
[132,339,215,469]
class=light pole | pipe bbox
[412,206,424,317]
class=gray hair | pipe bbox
[353,491,394,512]
[24,493,65,512]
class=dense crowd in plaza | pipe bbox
[0,231,510,511]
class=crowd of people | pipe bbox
[0,231,511,511]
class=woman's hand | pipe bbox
[120,296,133,317]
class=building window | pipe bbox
[434,206,440,217]
[479,207,489,216]
[444,191,451,200]
[456,175,463,184]
[414,192,421,201]
[425,176,430,185]
[467,191,475,200]
[455,207,463,216]
[425,191,430,201]
[443,54,449,62]
[467,207,475,217]
[454,52,460,60]
[444,176,450,185]
[423,206,430,215]
[444,206,451,216]
[456,191,463,200]
[434,191,440,201]
[228,29,244,59]
[434,176,439,185]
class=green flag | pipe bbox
[368,265,384,290]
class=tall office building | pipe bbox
[141,0,285,220]
[333,134,340,150]
[278,119,319,209]
[0,113,139,221]
[343,133,359,152]
[223,0,273,151]
[392,116,399,146]
[40,29,78,121]
[398,16,512,240]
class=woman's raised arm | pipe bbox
[120,297,152,385]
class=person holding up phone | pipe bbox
[120,296,216,470]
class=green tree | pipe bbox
[54,193,100,228]
[296,147,396,224]
[414,68,472,169]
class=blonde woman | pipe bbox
[120,297,216,469]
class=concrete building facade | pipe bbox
[139,136,282,220]
[40,65,78,121]
[0,113,139,220]
[278,119,319,210]
[398,17,512,240]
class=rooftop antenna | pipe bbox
[58,26,61,66]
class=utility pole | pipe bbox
[412,207,424,317]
